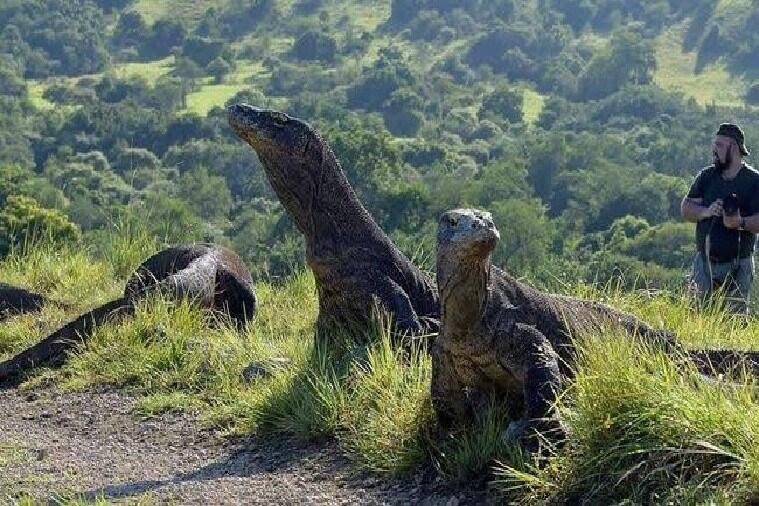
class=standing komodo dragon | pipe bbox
[432,209,759,447]
[0,244,256,382]
[0,283,49,320]
[228,104,439,335]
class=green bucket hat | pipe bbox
[717,123,750,156]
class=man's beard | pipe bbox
[714,149,732,172]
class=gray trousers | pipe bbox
[690,252,754,314]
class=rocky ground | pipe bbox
[0,386,490,505]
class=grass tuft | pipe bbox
[2,239,759,502]
[495,333,759,504]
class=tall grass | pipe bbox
[2,237,759,502]
[495,334,759,504]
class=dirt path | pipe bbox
[0,387,486,505]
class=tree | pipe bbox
[112,11,147,49]
[347,46,415,111]
[382,88,424,136]
[142,20,186,59]
[746,82,759,105]
[0,61,25,97]
[480,84,523,123]
[177,166,233,222]
[490,198,554,275]
[206,57,232,84]
[0,195,81,254]
[292,30,337,62]
[577,29,656,101]
[0,0,109,77]
[181,35,228,67]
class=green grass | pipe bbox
[654,22,750,108]
[112,57,175,83]
[522,88,546,126]
[495,333,759,504]
[181,60,270,116]
[130,0,224,26]
[2,233,759,502]
[185,82,251,115]
[26,82,56,111]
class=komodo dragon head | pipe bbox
[436,208,501,330]
[227,103,352,238]
[437,209,500,262]
[227,104,314,157]
[437,208,499,293]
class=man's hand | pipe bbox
[702,199,723,220]
[723,212,742,230]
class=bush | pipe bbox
[181,36,229,67]
[480,85,523,123]
[206,57,232,84]
[291,30,337,62]
[0,195,81,254]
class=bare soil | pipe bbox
[0,386,489,505]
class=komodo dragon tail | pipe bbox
[688,349,759,378]
[0,297,133,384]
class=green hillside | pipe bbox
[2,0,759,502]
[654,22,749,108]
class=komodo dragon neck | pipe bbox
[438,252,492,336]
[228,106,390,255]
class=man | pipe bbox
[681,123,759,314]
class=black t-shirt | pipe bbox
[687,163,759,261]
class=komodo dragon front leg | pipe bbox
[496,323,566,448]
[431,342,472,427]
[372,277,424,334]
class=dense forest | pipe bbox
[2,0,759,299]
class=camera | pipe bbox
[723,193,740,216]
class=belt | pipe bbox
[707,254,752,264]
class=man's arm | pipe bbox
[681,197,722,223]
[723,213,759,233]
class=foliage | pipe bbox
[480,84,523,124]
[577,29,657,101]
[0,0,109,78]
[0,195,81,254]
[2,242,758,503]
[291,30,337,62]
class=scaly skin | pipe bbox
[227,104,439,336]
[432,209,759,448]
[0,244,256,382]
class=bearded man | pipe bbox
[681,123,759,314]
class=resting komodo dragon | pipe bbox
[431,209,759,447]
[0,244,256,382]
[228,104,439,335]
[0,283,49,320]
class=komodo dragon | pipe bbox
[431,209,759,447]
[0,244,256,382]
[228,104,439,335]
[0,283,49,320]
